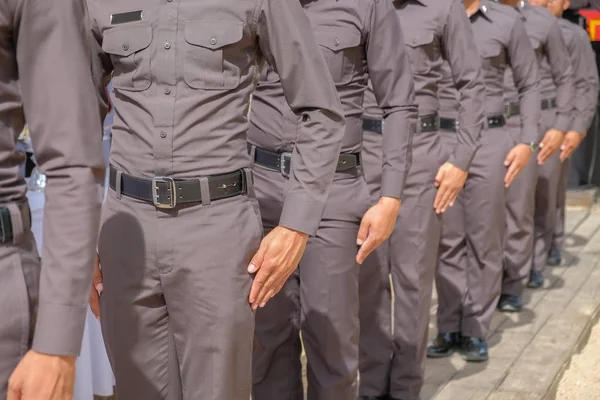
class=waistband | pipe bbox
[109,165,247,209]
[437,115,505,131]
[505,98,557,117]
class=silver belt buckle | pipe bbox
[280,152,292,178]
[152,177,177,209]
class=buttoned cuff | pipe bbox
[279,194,326,236]
[554,115,571,133]
[380,169,406,200]
[571,119,589,137]
[32,302,87,356]
[448,144,477,172]
[521,124,542,144]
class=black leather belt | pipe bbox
[487,114,506,129]
[541,98,557,110]
[505,102,521,118]
[0,202,31,243]
[109,165,245,209]
[250,145,360,178]
[439,117,458,132]
[363,114,439,134]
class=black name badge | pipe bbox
[110,10,143,25]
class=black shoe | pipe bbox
[547,247,562,266]
[459,337,488,362]
[527,270,544,289]
[497,294,522,312]
[426,332,460,358]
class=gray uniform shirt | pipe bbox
[503,1,573,135]
[0,0,105,356]
[250,0,418,206]
[471,1,541,143]
[558,18,599,135]
[86,0,346,237]
[365,0,486,172]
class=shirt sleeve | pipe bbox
[441,0,486,171]
[365,0,417,199]
[545,20,574,133]
[507,18,542,143]
[572,30,599,135]
[255,0,345,235]
[15,0,105,356]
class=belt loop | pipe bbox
[7,203,24,244]
[115,170,123,200]
[248,144,256,168]
[199,177,211,206]
[243,168,254,198]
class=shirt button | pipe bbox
[334,38,340,46]
[209,37,217,46]
[164,87,171,95]
[160,131,167,138]
[164,42,171,50]
[122,43,129,51]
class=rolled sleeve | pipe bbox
[256,0,345,235]
[16,0,105,356]
[443,0,486,171]
[546,21,574,133]
[365,0,417,199]
[508,19,541,143]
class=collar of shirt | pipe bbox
[517,0,528,10]
[471,0,493,21]
[394,0,428,6]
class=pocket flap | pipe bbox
[404,30,434,48]
[315,28,361,51]
[481,46,502,59]
[102,24,152,57]
[184,21,244,50]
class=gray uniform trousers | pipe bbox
[252,164,371,400]
[532,109,561,273]
[502,115,539,297]
[98,178,262,400]
[436,127,510,338]
[359,129,446,400]
[553,158,569,251]
[0,205,39,398]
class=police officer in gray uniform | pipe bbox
[431,0,540,361]
[84,0,346,398]
[358,1,486,398]
[0,0,105,398]
[548,0,599,266]
[524,0,574,288]
[497,0,573,309]
[250,1,418,398]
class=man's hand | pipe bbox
[504,144,532,187]
[8,351,76,400]
[434,162,468,214]
[559,131,584,162]
[247,227,309,310]
[538,128,565,164]
[89,254,103,321]
[356,197,401,265]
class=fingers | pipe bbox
[504,148,516,167]
[89,288,101,321]
[248,242,269,305]
[537,143,553,165]
[356,235,381,265]
[434,167,445,188]
[92,254,103,294]
[247,242,267,274]
[251,265,280,309]
[433,168,445,210]
[560,144,575,162]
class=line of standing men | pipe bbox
[0,0,598,400]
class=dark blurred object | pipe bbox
[25,152,35,177]
[569,1,600,10]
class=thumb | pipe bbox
[7,375,21,400]
[357,215,370,246]
[92,254,103,294]
[434,167,445,187]
[504,148,516,166]
[248,242,267,273]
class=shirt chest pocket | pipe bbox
[404,30,436,75]
[102,24,153,92]
[315,29,361,85]
[480,45,505,71]
[529,37,543,62]
[184,21,244,90]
